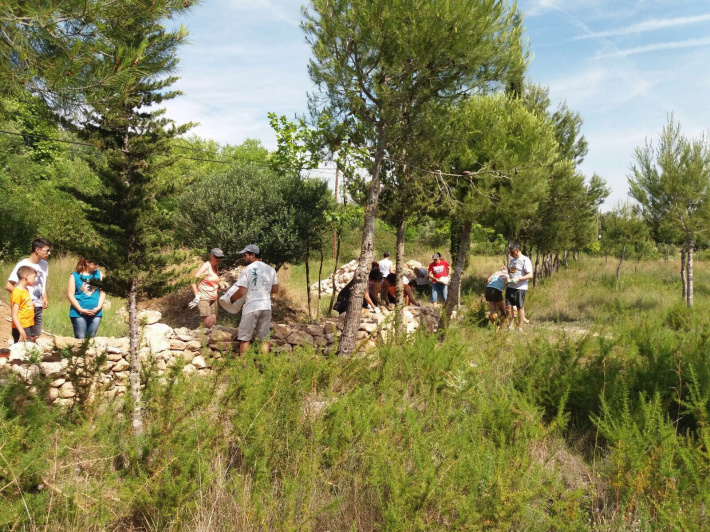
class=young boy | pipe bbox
[11,266,37,343]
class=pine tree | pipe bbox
[60,0,194,435]
[304,0,526,354]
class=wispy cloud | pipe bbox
[598,37,710,59]
[226,0,301,27]
[577,13,710,39]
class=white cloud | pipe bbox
[597,36,710,58]
[576,13,710,39]
[225,0,302,27]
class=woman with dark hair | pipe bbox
[381,273,419,307]
[67,257,106,339]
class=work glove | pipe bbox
[188,295,200,309]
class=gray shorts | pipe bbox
[238,310,272,342]
[29,306,43,337]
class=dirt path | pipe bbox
[0,300,13,347]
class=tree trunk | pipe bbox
[305,247,312,322]
[338,122,387,355]
[332,166,339,259]
[328,233,342,316]
[444,220,471,325]
[128,280,143,437]
[553,253,559,272]
[616,244,625,280]
[533,249,540,288]
[665,245,669,262]
[686,236,694,307]
[394,216,406,335]
[563,250,569,269]
[317,248,324,320]
[681,247,687,302]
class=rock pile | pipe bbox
[309,259,427,296]
[0,304,439,407]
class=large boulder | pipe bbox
[286,331,314,347]
[138,310,162,325]
[9,342,44,363]
[141,323,174,352]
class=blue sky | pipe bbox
[166,0,710,208]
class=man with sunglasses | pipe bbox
[505,243,533,332]
[5,238,51,340]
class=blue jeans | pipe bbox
[432,282,448,303]
[71,315,102,339]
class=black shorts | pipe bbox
[505,287,527,309]
[485,287,503,303]
[12,327,33,342]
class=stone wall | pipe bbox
[0,306,438,406]
[309,260,426,296]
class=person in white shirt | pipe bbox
[230,244,279,355]
[505,244,533,332]
[378,252,393,277]
[5,238,51,340]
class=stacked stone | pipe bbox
[309,259,426,296]
[0,305,439,406]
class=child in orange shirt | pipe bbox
[11,266,37,343]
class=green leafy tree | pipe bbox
[60,0,194,436]
[304,0,526,354]
[629,117,710,306]
[442,93,558,321]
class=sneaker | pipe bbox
[517,327,524,333]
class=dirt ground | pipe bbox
[0,300,12,347]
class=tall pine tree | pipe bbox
[61,0,194,435]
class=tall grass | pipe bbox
[4,255,710,530]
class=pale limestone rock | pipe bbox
[174,327,191,336]
[50,378,66,387]
[313,337,328,347]
[138,310,162,325]
[107,353,123,362]
[306,325,325,337]
[272,324,293,340]
[155,359,167,371]
[9,342,44,362]
[182,364,196,374]
[356,331,369,341]
[211,350,222,359]
[209,330,234,343]
[169,340,187,350]
[106,345,121,355]
[59,381,76,398]
[112,359,130,372]
[212,325,239,338]
[361,322,378,333]
[323,322,336,335]
[324,333,335,342]
[47,387,59,401]
[185,340,202,351]
[114,372,129,385]
[55,398,75,407]
[176,334,194,343]
[286,331,314,346]
[191,355,206,369]
[272,344,292,353]
[39,362,65,379]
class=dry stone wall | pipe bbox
[309,259,426,296]
[0,306,438,406]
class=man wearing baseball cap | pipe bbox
[229,244,279,354]
[506,243,533,332]
[189,248,225,328]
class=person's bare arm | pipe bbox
[270,284,279,295]
[43,278,48,308]
[230,286,247,302]
[5,281,15,294]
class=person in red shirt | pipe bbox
[428,253,450,305]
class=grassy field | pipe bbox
[3,255,710,530]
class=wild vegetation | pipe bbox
[3,1,710,530]
[3,257,710,530]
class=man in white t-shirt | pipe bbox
[5,238,52,339]
[378,252,393,277]
[505,243,533,332]
[230,244,279,355]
